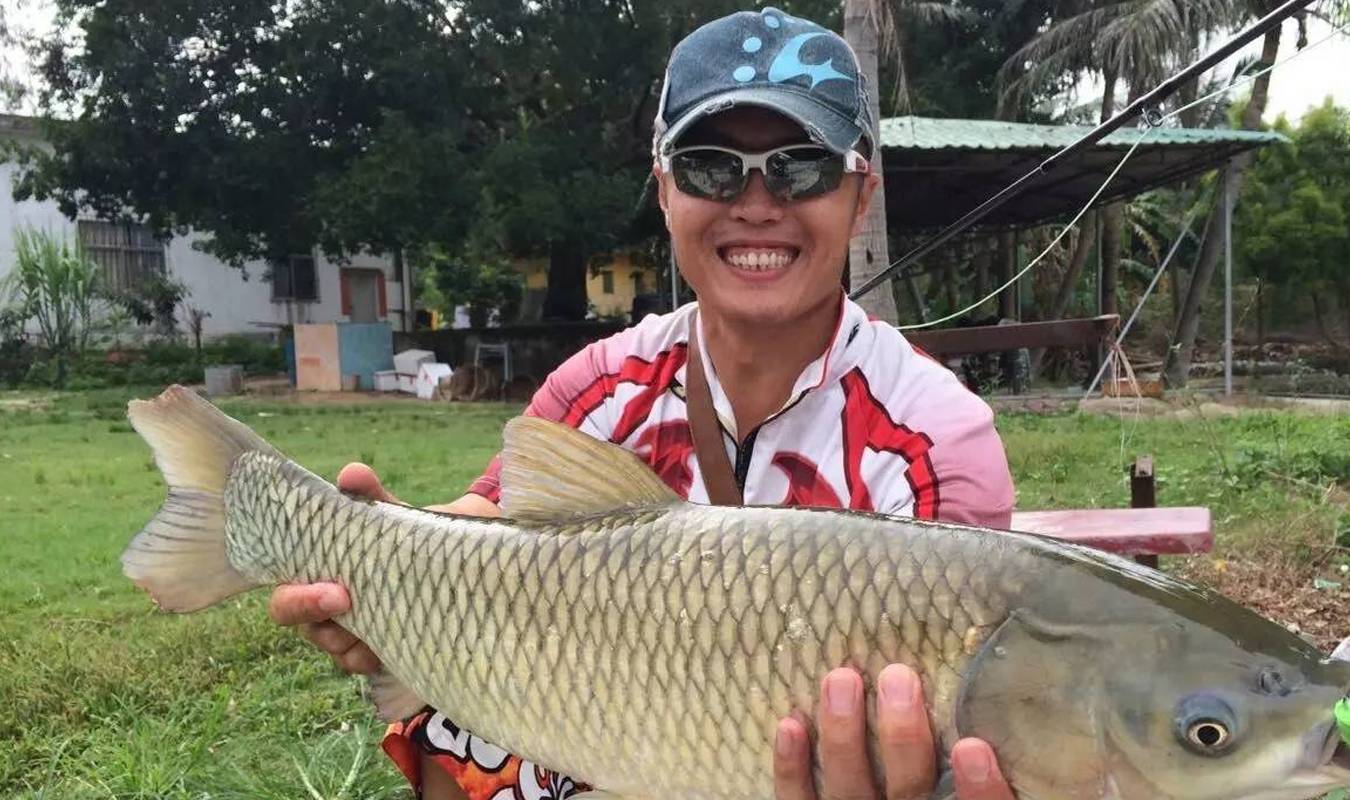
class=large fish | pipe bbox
[122,385,1350,800]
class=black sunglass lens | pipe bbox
[765,149,843,200]
[672,151,745,200]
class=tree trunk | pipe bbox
[973,237,991,311]
[843,0,899,325]
[901,270,927,323]
[542,239,590,321]
[998,230,1017,319]
[1164,25,1282,387]
[1030,215,1095,375]
[1099,75,1139,319]
[943,257,959,314]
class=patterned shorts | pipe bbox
[383,710,590,800]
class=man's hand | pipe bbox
[773,665,1013,800]
[266,463,400,676]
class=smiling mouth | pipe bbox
[718,245,801,273]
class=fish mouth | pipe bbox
[1318,721,1350,773]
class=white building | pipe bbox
[0,113,412,340]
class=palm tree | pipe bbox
[843,0,970,326]
[999,0,1245,321]
[1164,1,1348,386]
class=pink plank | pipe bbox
[1009,507,1213,556]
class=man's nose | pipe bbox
[729,171,784,224]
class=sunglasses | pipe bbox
[660,143,871,203]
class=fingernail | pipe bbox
[879,666,917,711]
[318,590,344,615]
[960,742,993,785]
[825,672,856,715]
[775,725,792,758]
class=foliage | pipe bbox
[0,305,32,387]
[2,227,103,386]
[108,273,191,339]
[425,243,524,329]
[1238,100,1350,339]
[15,337,285,391]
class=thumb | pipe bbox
[336,462,401,504]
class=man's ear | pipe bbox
[850,173,882,238]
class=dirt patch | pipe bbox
[0,396,52,412]
[1179,556,1350,651]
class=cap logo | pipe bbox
[732,13,852,90]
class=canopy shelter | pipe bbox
[872,115,1286,396]
[878,116,1284,231]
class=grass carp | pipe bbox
[121,385,1350,800]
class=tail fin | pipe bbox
[123,385,278,612]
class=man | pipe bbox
[271,8,1016,800]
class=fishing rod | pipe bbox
[848,0,1318,302]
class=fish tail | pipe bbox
[122,384,273,612]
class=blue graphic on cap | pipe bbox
[730,12,853,91]
[768,33,850,88]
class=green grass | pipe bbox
[1,386,1347,796]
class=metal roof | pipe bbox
[877,115,1286,230]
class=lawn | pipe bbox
[2,386,1347,798]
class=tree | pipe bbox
[1001,0,1247,322]
[843,0,899,324]
[1237,101,1350,347]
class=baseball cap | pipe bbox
[652,7,875,160]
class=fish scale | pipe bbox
[122,386,1350,800]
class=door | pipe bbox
[341,268,384,323]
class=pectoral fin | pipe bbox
[368,670,429,722]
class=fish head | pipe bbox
[958,583,1350,800]
[1093,622,1350,800]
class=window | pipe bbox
[632,271,646,295]
[77,220,166,293]
[600,269,615,295]
[272,255,318,302]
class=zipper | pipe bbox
[733,427,760,492]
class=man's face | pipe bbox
[656,107,880,328]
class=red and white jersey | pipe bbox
[470,296,1014,528]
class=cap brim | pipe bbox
[657,86,868,157]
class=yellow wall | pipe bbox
[511,252,656,320]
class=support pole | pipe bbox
[1223,166,1234,397]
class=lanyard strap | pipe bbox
[685,316,743,505]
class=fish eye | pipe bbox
[1175,693,1240,756]
[1187,720,1231,750]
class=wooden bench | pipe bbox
[1009,456,1213,568]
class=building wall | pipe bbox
[508,252,656,324]
[0,115,402,340]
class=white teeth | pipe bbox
[724,249,795,271]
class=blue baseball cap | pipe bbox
[653,7,875,160]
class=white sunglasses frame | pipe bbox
[658,143,871,183]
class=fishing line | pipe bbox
[1166,20,1350,123]
[897,135,1151,331]
[885,13,1348,333]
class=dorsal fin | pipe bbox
[499,416,681,524]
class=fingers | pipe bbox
[337,462,401,504]
[773,716,817,800]
[304,622,382,675]
[875,665,936,800]
[950,739,1014,800]
[816,669,879,800]
[268,583,350,626]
